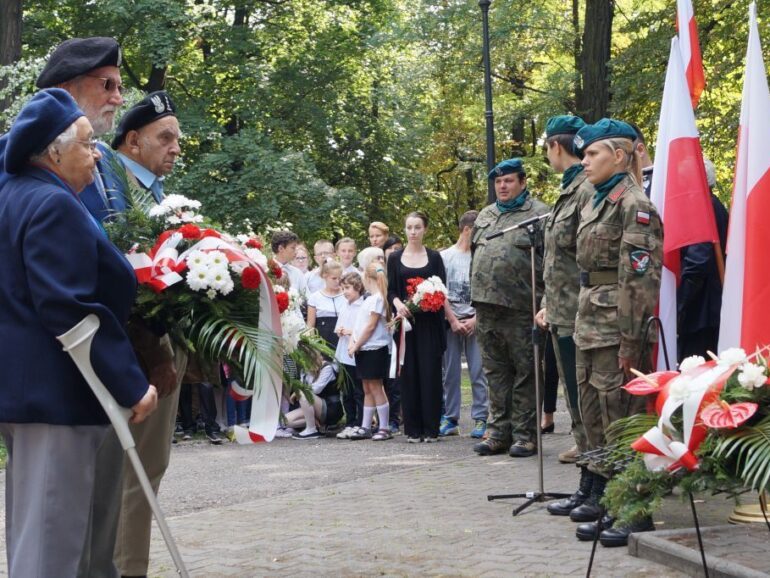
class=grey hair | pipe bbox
[29,122,79,163]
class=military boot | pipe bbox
[576,513,614,541]
[599,516,655,547]
[569,472,607,522]
[547,466,592,516]
[473,437,509,456]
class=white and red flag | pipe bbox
[650,37,719,370]
[676,0,706,107]
[718,3,770,353]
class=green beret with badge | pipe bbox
[545,115,586,138]
[572,118,637,158]
[487,158,525,180]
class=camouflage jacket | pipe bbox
[573,174,662,360]
[470,195,550,310]
[542,171,594,329]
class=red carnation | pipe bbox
[276,292,290,313]
[268,258,283,279]
[246,238,263,249]
[178,224,202,239]
[201,229,221,239]
[241,267,261,290]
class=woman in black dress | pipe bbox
[387,211,447,442]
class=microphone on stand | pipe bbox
[485,212,551,240]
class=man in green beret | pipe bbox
[535,115,595,514]
[471,158,550,457]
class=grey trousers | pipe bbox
[0,423,108,578]
[442,327,488,422]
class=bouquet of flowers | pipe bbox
[405,276,447,314]
[602,347,770,525]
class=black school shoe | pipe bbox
[599,517,655,547]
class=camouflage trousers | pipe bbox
[576,345,645,476]
[550,325,587,453]
[476,303,538,444]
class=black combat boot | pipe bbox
[576,513,614,541]
[569,472,607,523]
[599,516,655,547]
[547,466,592,516]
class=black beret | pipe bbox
[111,91,177,149]
[5,89,85,174]
[36,37,121,88]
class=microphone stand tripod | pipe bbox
[485,213,572,515]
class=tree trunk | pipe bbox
[0,0,22,66]
[0,0,23,117]
[145,65,167,92]
[577,0,613,122]
[572,0,583,111]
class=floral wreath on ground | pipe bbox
[603,347,770,525]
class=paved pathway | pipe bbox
[2,402,735,576]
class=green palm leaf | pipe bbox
[712,415,770,492]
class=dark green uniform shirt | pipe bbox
[574,174,663,360]
[470,195,551,311]
[542,171,594,329]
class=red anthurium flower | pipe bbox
[623,371,679,395]
[701,400,758,429]
[241,267,260,290]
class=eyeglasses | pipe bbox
[85,75,125,95]
[70,138,99,151]
[294,256,308,261]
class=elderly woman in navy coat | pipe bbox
[0,89,157,578]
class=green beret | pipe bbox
[488,158,525,180]
[36,37,122,88]
[545,115,585,138]
[573,118,637,156]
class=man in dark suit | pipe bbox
[677,159,729,361]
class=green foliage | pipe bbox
[712,415,770,493]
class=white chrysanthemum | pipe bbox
[668,375,693,402]
[236,234,251,244]
[186,250,210,270]
[229,261,248,275]
[244,248,268,270]
[206,288,217,299]
[167,215,182,225]
[209,268,233,293]
[738,362,767,390]
[679,355,706,372]
[186,268,211,291]
[207,250,228,270]
[149,204,170,217]
[719,347,747,366]
[281,312,305,353]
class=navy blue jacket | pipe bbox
[0,167,147,425]
[79,143,129,222]
[678,193,730,334]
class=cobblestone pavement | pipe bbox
[1,402,733,577]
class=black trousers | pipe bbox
[542,336,559,414]
[179,382,219,434]
[400,330,443,438]
[341,363,365,427]
[678,328,719,365]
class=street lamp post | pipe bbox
[479,0,496,204]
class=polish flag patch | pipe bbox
[637,211,651,225]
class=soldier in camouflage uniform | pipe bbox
[534,116,596,517]
[567,119,662,547]
[471,158,550,458]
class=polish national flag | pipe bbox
[718,3,770,353]
[676,0,706,107]
[651,37,719,370]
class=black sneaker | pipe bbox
[206,430,225,445]
[182,430,193,441]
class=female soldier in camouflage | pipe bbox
[568,119,662,547]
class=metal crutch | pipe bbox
[58,314,190,578]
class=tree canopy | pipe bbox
[1,0,767,246]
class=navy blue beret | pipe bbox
[4,89,85,174]
[573,118,637,156]
[545,115,586,138]
[36,37,121,88]
[111,91,177,149]
[488,158,525,180]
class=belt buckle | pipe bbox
[579,272,589,287]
